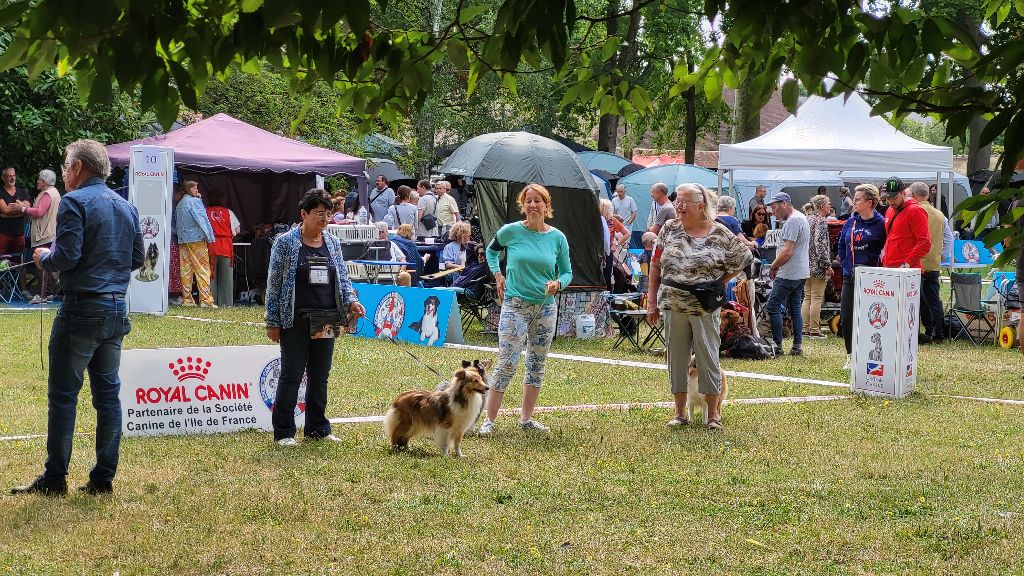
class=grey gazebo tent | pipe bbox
[440,132,603,287]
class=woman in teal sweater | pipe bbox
[480,183,573,435]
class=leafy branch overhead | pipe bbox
[683,0,1024,182]
[2,0,1024,187]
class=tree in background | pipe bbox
[0,33,143,190]
[196,61,365,158]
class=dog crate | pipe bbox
[326,224,378,243]
[345,262,368,281]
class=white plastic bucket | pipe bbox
[576,314,596,339]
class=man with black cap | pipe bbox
[880,177,931,269]
[765,192,810,356]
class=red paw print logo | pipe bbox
[873,280,885,289]
[169,356,212,382]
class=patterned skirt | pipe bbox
[169,241,182,294]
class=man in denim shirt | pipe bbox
[12,139,143,497]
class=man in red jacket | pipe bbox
[881,177,931,268]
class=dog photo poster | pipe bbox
[127,145,174,315]
[350,284,463,347]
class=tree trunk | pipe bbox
[732,80,760,143]
[959,13,991,177]
[967,116,992,176]
[598,114,620,152]
[684,56,696,164]
[596,0,641,154]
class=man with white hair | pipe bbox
[12,139,144,497]
[910,181,953,343]
[21,169,63,303]
[611,184,638,230]
[647,182,676,235]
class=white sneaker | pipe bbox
[28,295,45,305]
[276,438,297,447]
[518,419,550,433]
[320,434,342,443]
[843,354,851,371]
[478,419,496,436]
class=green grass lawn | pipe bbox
[1,305,1023,575]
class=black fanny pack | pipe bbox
[297,307,349,339]
[661,277,726,311]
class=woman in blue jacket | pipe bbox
[265,189,365,446]
[836,184,887,369]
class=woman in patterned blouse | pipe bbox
[801,194,833,338]
[646,183,752,431]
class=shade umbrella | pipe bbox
[439,132,596,190]
[367,158,411,184]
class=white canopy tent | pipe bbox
[719,93,955,213]
[731,170,844,217]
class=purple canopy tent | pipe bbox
[106,113,367,231]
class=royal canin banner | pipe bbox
[118,346,306,436]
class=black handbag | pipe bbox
[661,277,726,312]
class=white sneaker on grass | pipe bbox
[478,419,496,436]
[843,354,851,370]
[519,419,550,433]
[276,438,297,447]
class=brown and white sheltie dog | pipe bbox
[686,353,730,424]
[383,360,490,457]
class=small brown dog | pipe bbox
[686,353,729,424]
[383,361,490,457]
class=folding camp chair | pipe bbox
[0,254,24,304]
[456,283,497,333]
[949,272,996,345]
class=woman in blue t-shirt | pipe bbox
[836,184,887,369]
[479,183,573,435]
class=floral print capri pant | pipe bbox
[492,297,558,392]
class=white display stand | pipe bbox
[851,267,920,398]
[127,145,174,315]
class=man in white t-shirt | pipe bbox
[415,179,438,237]
[611,185,638,230]
[646,182,676,234]
[764,192,810,356]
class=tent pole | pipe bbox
[717,169,724,197]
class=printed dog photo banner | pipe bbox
[851,267,920,398]
[949,239,995,268]
[119,345,305,436]
[127,145,174,315]
[350,283,464,347]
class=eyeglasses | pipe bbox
[309,210,329,219]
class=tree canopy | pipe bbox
[2,0,1024,236]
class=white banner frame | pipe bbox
[127,145,174,315]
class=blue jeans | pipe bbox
[766,277,805,350]
[45,297,131,482]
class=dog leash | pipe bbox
[355,315,448,383]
